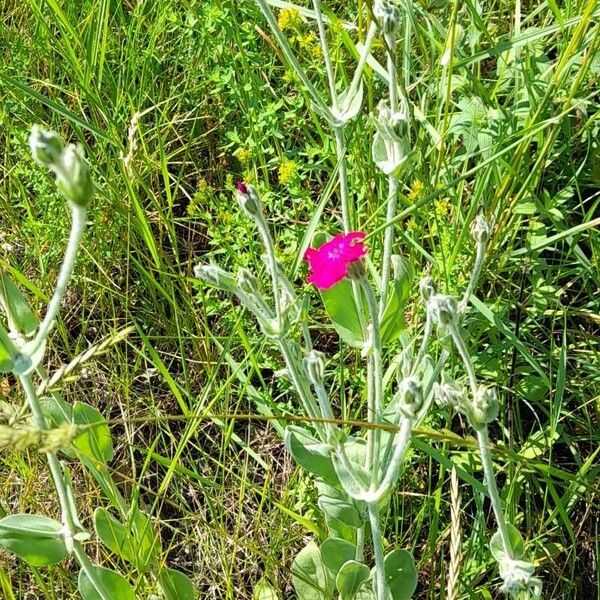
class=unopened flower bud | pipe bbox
[469,386,499,428]
[433,376,467,409]
[29,126,64,167]
[374,0,400,33]
[471,214,491,244]
[419,277,436,301]
[194,263,236,292]
[57,144,94,207]
[235,182,261,217]
[304,350,326,385]
[398,376,422,418]
[428,294,458,327]
[236,268,259,295]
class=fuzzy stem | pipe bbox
[28,206,86,355]
[362,278,383,489]
[19,374,112,600]
[368,503,388,600]
[459,234,487,313]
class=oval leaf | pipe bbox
[384,548,417,600]
[78,566,134,600]
[291,541,332,600]
[0,275,39,336]
[321,538,356,577]
[72,402,113,463]
[0,514,68,567]
[284,426,339,487]
[336,560,370,599]
[159,567,196,600]
[253,577,280,600]
[320,279,364,349]
[490,523,525,562]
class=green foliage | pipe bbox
[78,566,135,600]
[383,549,418,600]
[0,274,38,336]
[291,541,332,600]
[158,566,196,600]
[0,514,68,567]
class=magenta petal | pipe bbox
[308,260,348,289]
[304,230,368,289]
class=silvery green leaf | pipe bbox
[490,523,525,561]
[372,132,410,176]
[336,560,370,600]
[384,548,418,600]
[284,426,338,486]
[78,566,135,600]
[321,537,356,577]
[310,100,336,127]
[332,83,364,124]
[0,274,39,336]
[291,541,333,600]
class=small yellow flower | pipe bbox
[407,218,418,232]
[407,180,425,202]
[298,32,318,51]
[278,158,298,185]
[237,148,251,165]
[278,8,301,31]
[435,198,451,217]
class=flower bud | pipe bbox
[433,376,467,409]
[397,376,422,419]
[469,385,499,428]
[499,557,542,599]
[235,182,261,217]
[304,350,326,385]
[29,126,64,167]
[194,263,236,292]
[428,294,458,327]
[56,144,94,207]
[374,0,400,34]
[471,214,491,244]
[418,276,436,301]
[346,258,366,282]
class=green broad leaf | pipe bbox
[0,325,15,373]
[72,402,113,463]
[41,396,76,457]
[93,508,159,572]
[490,524,525,562]
[0,274,39,336]
[336,560,370,599]
[78,566,134,600]
[384,548,418,600]
[284,426,339,487]
[0,514,69,567]
[291,541,332,600]
[334,82,364,123]
[320,279,364,349]
[380,256,413,347]
[158,566,196,600]
[252,577,280,600]
[321,538,356,577]
[316,482,364,531]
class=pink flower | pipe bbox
[304,232,367,290]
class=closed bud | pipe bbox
[194,263,236,292]
[374,0,400,34]
[29,126,64,167]
[57,144,94,207]
[428,294,458,327]
[418,276,436,301]
[469,385,499,428]
[347,258,366,281]
[433,376,467,409]
[398,376,422,418]
[471,214,491,244]
[235,182,261,217]
[304,350,326,385]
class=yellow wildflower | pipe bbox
[237,148,251,165]
[278,158,298,185]
[407,180,424,202]
[278,8,301,31]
